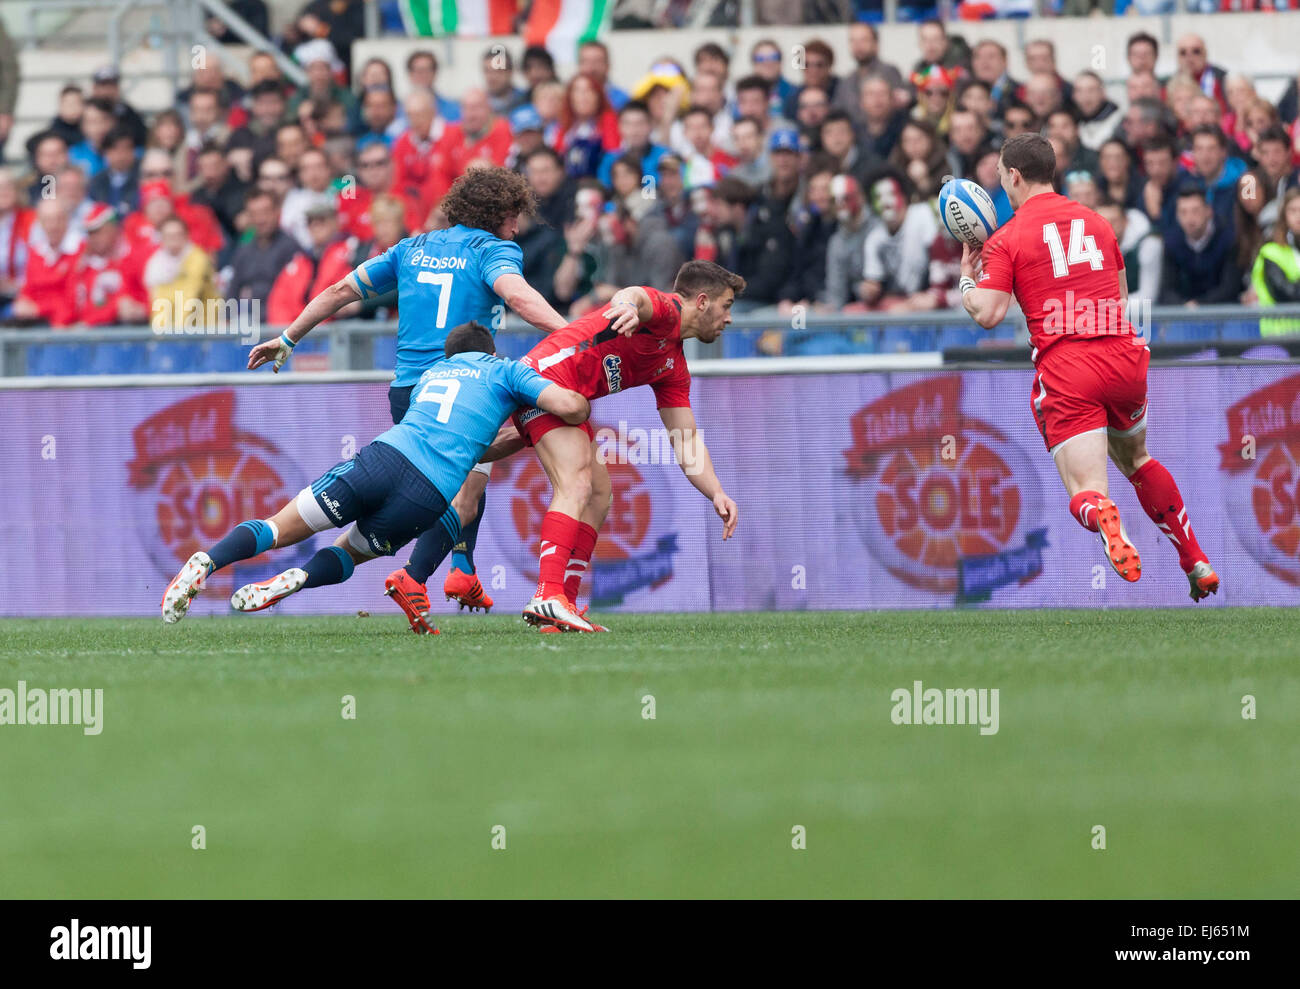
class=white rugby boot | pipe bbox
[162,551,214,624]
[231,568,309,612]
[521,594,594,633]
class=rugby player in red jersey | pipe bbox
[503,260,743,632]
[958,134,1218,601]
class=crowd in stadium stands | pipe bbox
[2,6,1300,346]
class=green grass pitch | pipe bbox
[1,609,1296,899]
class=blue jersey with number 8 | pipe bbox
[373,351,549,501]
[349,224,524,387]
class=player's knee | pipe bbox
[341,525,378,562]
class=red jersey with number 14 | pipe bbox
[521,286,692,408]
[979,192,1137,362]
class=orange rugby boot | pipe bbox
[1095,497,1141,583]
[444,567,494,612]
[384,569,439,635]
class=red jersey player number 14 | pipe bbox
[959,134,1217,603]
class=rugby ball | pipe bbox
[939,178,999,246]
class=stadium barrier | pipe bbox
[5,355,1300,617]
[4,304,1300,377]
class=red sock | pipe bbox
[564,523,598,604]
[1068,490,1105,532]
[538,511,581,600]
[1129,458,1206,573]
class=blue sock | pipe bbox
[207,520,276,572]
[451,490,487,574]
[405,505,461,584]
[303,545,355,588]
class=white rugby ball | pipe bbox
[939,178,999,246]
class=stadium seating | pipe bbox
[3,8,1298,377]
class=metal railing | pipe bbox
[3,304,1300,378]
[8,0,305,93]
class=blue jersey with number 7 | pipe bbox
[373,351,549,501]
[349,224,524,387]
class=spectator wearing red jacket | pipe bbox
[266,201,359,324]
[338,142,424,241]
[124,151,224,253]
[441,89,512,177]
[64,202,149,326]
[122,179,180,261]
[13,199,82,324]
[387,89,451,226]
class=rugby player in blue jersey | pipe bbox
[164,323,589,626]
[246,167,569,632]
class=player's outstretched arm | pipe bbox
[536,384,591,425]
[659,405,738,540]
[603,286,653,336]
[493,272,569,334]
[959,244,1012,330]
[247,277,362,372]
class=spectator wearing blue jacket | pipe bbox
[1180,124,1246,231]
[1159,186,1241,306]
[596,101,668,188]
[750,39,796,119]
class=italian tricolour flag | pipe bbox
[398,1,518,37]
[399,1,613,58]
[524,0,614,57]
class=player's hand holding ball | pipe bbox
[939,178,999,247]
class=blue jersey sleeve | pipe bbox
[351,243,401,300]
[479,239,524,288]
[503,359,550,408]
